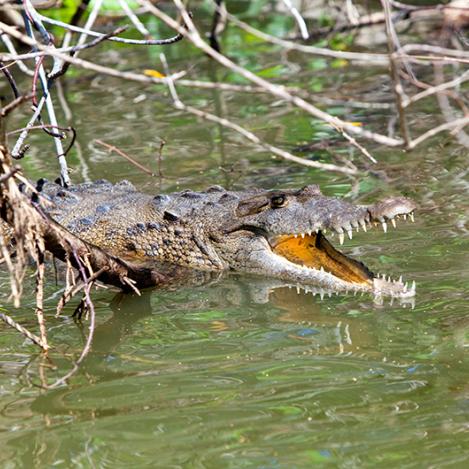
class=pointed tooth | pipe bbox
[301,233,305,238]
[391,218,396,228]
[359,220,367,232]
[296,286,300,294]
[411,280,416,291]
[381,221,387,233]
[410,212,415,222]
[339,233,345,245]
[403,214,407,220]
[294,234,298,238]
[403,283,408,292]
[308,230,312,236]
[347,229,353,240]
[399,276,402,283]
[320,266,324,272]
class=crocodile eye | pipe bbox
[271,194,287,208]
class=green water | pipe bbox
[1,4,469,467]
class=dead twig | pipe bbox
[46,251,96,388]
[407,116,469,149]
[0,93,34,118]
[160,53,358,175]
[382,0,411,147]
[35,9,185,45]
[0,310,48,349]
[94,139,156,176]
[147,1,397,156]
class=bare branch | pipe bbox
[403,69,469,107]
[0,310,48,349]
[117,0,150,37]
[224,9,389,64]
[382,0,411,147]
[159,53,358,175]
[94,139,156,176]
[35,9,184,45]
[141,1,402,150]
[0,22,186,84]
[408,116,469,149]
[281,0,309,40]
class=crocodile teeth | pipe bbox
[381,221,387,233]
[403,214,407,220]
[359,220,367,232]
[301,233,305,238]
[347,229,353,240]
[294,234,298,238]
[399,276,403,283]
[410,212,415,222]
[296,286,301,294]
[339,232,345,245]
[391,218,396,228]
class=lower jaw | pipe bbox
[272,231,374,286]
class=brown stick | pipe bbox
[382,0,411,147]
[0,310,48,349]
[94,139,155,176]
[34,237,49,350]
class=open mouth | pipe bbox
[271,231,374,285]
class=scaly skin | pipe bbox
[39,180,417,298]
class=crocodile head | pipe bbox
[216,185,416,299]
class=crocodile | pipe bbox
[39,179,417,298]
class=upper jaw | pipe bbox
[266,196,417,246]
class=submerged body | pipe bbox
[40,180,416,298]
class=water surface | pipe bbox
[1,5,468,467]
